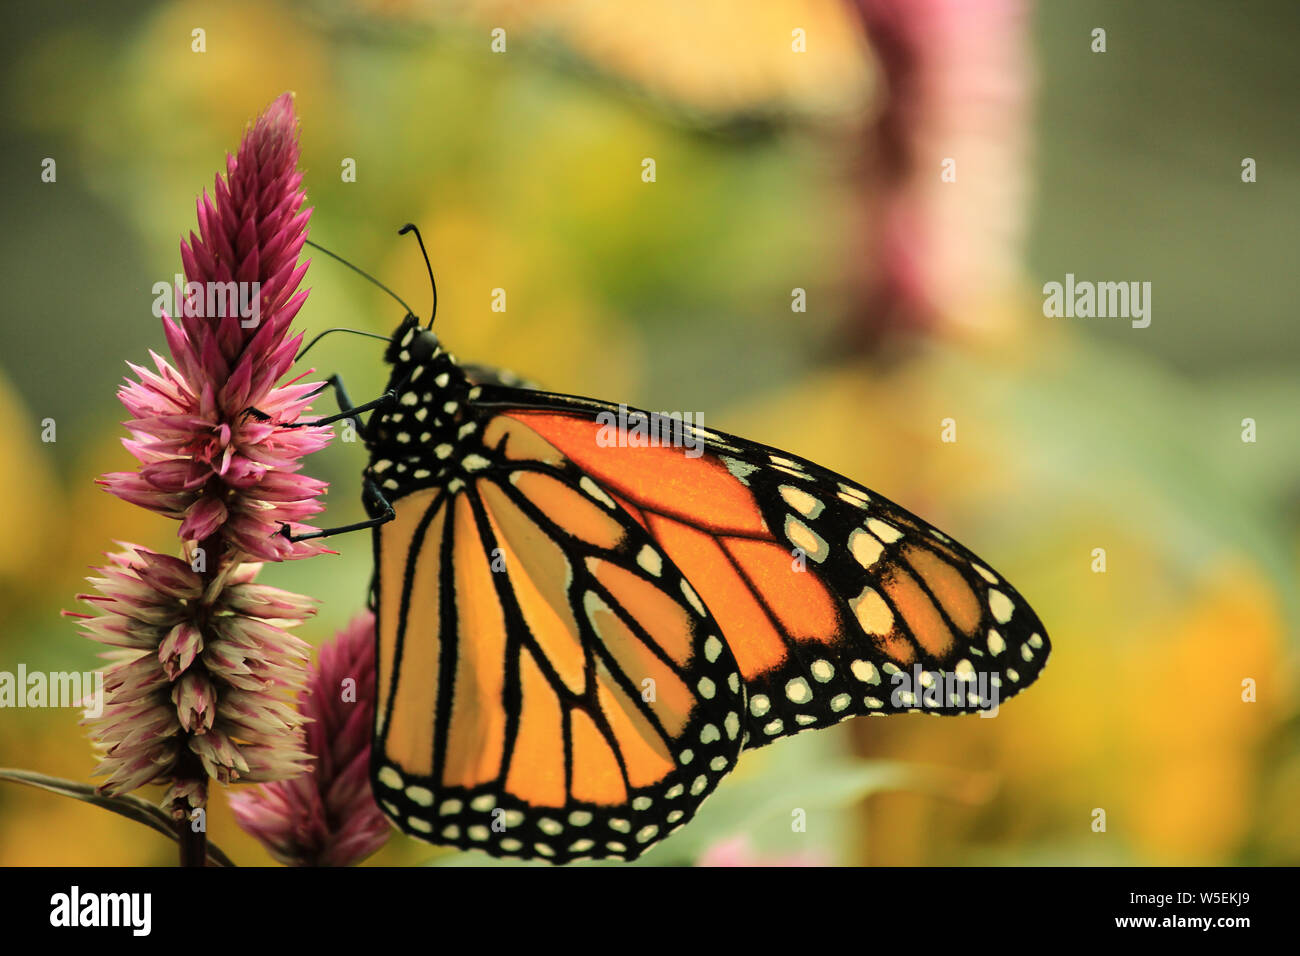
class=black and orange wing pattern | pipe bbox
[474,393,1051,745]
[367,392,746,862]
[362,318,1049,863]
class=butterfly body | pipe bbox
[359,314,1050,863]
[363,322,474,499]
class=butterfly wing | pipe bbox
[460,362,541,391]
[470,387,1051,748]
[370,425,746,864]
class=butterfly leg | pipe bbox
[276,475,395,542]
[288,374,396,429]
[243,373,405,430]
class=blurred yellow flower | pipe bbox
[378,0,875,119]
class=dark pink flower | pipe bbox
[100,91,331,562]
[230,612,390,867]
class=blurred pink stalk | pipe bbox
[231,612,391,867]
[847,0,1031,345]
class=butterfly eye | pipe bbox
[408,330,439,364]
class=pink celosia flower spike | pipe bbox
[102,91,332,563]
[75,95,335,864]
[78,545,314,792]
[230,612,391,867]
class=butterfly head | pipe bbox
[386,312,442,368]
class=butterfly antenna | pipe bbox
[297,327,392,362]
[398,223,437,329]
[303,238,416,317]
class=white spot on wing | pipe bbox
[721,456,758,484]
[849,527,884,569]
[579,476,616,509]
[405,786,433,806]
[779,485,822,517]
[867,518,903,543]
[851,659,881,685]
[681,580,706,616]
[784,514,828,562]
[636,545,662,577]
[839,483,870,502]
[785,677,812,704]
[988,589,1014,623]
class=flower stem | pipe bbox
[171,530,225,867]
[173,751,208,867]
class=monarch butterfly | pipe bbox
[288,227,1050,864]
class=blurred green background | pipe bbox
[1,0,1297,866]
